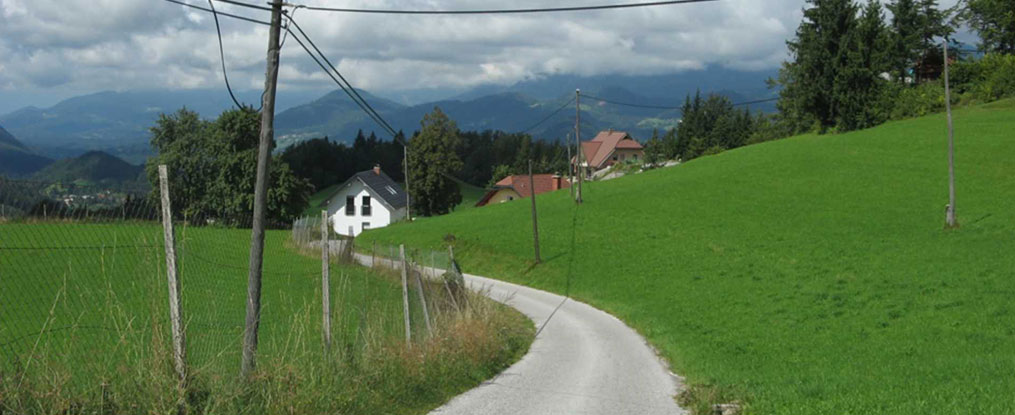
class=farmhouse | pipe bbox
[321,165,408,237]
[572,130,644,178]
[475,174,570,207]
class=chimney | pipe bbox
[373,164,381,175]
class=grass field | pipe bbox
[359,99,1015,414]
[0,220,532,414]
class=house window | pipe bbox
[362,222,370,232]
[345,196,355,216]
[361,195,372,216]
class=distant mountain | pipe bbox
[0,68,779,161]
[0,124,53,177]
[0,89,323,163]
[32,151,144,186]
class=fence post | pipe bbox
[399,245,411,345]
[412,251,433,337]
[157,165,187,385]
[320,210,331,352]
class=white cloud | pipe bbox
[0,0,966,100]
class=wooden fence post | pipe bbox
[412,252,433,337]
[320,210,331,352]
[399,245,411,345]
[157,165,186,385]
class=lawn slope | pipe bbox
[359,100,1015,414]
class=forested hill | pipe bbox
[31,151,143,186]
[0,124,53,177]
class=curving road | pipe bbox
[431,273,686,415]
[351,251,685,414]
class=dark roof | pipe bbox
[322,169,409,210]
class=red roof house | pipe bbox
[573,130,644,177]
[475,174,571,207]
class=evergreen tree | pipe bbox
[777,0,859,132]
[407,107,463,216]
[836,0,893,130]
[888,0,953,82]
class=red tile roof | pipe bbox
[476,174,571,206]
[580,130,642,168]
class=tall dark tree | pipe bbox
[888,0,953,82]
[777,0,859,132]
[407,107,464,216]
[836,0,893,130]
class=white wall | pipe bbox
[325,180,405,237]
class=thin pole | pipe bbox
[529,160,541,263]
[403,144,411,221]
[241,0,283,378]
[320,210,331,351]
[158,165,186,385]
[944,40,957,228]
[575,89,583,204]
[413,254,433,336]
[567,132,573,198]
[399,244,412,345]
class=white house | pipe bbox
[322,166,409,237]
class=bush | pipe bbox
[953,54,1015,102]
[887,81,946,120]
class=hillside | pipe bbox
[32,150,143,186]
[0,124,53,177]
[359,100,1015,413]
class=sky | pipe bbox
[0,0,967,113]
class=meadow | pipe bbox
[0,219,532,414]
[359,99,1015,414]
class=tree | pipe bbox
[145,107,311,225]
[407,107,463,216]
[777,0,859,132]
[888,0,954,82]
[953,0,1015,54]
[836,0,893,130]
[643,129,666,165]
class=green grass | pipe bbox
[452,181,487,213]
[303,183,339,216]
[0,221,532,414]
[359,99,1015,414]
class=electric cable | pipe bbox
[208,0,252,110]
[302,0,719,15]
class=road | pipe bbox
[432,273,686,415]
[352,251,685,414]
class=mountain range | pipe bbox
[1,68,778,170]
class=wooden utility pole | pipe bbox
[320,211,332,351]
[399,245,412,345]
[241,0,283,378]
[403,145,411,221]
[529,160,541,263]
[575,89,583,204]
[566,132,573,199]
[157,165,186,385]
[943,40,957,228]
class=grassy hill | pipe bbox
[32,150,143,186]
[359,99,1015,414]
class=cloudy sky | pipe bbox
[0,0,964,111]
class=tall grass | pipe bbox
[0,223,533,414]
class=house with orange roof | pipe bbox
[572,130,644,178]
[475,174,570,207]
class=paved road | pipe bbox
[432,273,686,415]
[352,252,685,414]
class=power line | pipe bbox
[518,97,576,134]
[302,0,719,15]
[159,0,271,25]
[583,93,779,111]
[208,0,253,110]
[286,16,401,140]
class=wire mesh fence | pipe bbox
[1,176,472,398]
